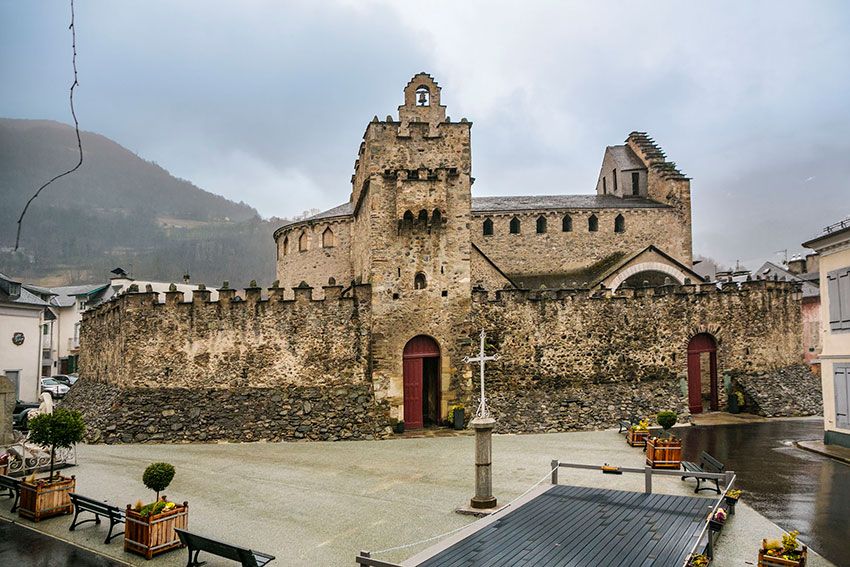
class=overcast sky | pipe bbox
[2,1,848,268]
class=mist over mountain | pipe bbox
[0,118,281,287]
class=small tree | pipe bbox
[143,462,175,501]
[27,409,86,481]
[656,410,678,437]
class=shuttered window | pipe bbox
[827,267,850,332]
[836,366,850,430]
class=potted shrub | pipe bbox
[758,531,807,567]
[450,405,465,430]
[627,419,650,447]
[708,507,727,533]
[18,408,84,522]
[124,462,188,559]
[656,410,678,437]
[646,410,682,469]
[724,488,742,515]
[390,418,404,434]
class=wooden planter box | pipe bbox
[758,541,807,566]
[627,429,649,447]
[724,495,739,515]
[124,502,188,559]
[646,437,682,469]
[18,475,75,521]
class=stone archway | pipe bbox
[687,333,718,414]
[609,261,689,292]
[402,335,441,429]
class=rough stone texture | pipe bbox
[0,375,15,445]
[733,364,823,417]
[61,379,392,444]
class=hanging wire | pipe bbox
[15,0,83,251]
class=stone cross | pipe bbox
[463,330,500,419]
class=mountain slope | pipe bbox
[0,118,277,287]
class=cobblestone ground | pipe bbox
[0,426,835,567]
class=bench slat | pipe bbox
[176,528,275,567]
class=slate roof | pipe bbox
[0,272,49,308]
[471,194,667,213]
[756,262,819,298]
[607,144,646,171]
[410,485,714,567]
[46,284,106,307]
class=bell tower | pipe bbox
[349,73,473,421]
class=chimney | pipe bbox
[786,255,806,275]
[805,253,819,274]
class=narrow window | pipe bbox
[432,209,442,223]
[322,227,335,248]
[403,210,414,222]
[612,169,618,192]
[614,214,625,233]
[631,172,640,196]
[414,272,427,289]
[562,215,572,232]
[483,218,494,236]
[510,217,521,234]
[299,231,309,252]
[328,277,336,286]
[418,209,428,222]
[602,177,607,194]
[282,236,289,256]
[588,215,598,232]
[536,215,547,234]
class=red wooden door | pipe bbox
[403,357,424,428]
[687,352,703,414]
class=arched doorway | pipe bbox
[403,335,441,429]
[687,333,718,414]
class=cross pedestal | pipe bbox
[469,416,497,509]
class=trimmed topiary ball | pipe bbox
[143,462,175,500]
[656,410,678,432]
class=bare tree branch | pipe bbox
[15,0,83,251]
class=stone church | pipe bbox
[70,74,803,443]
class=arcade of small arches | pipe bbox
[482,213,626,236]
[280,226,337,255]
[401,208,444,225]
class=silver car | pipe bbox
[40,377,70,399]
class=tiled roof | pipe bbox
[471,195,667,213]
[276,203,354,230]
[48,284,106,307]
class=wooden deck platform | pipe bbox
[405,485,716,567]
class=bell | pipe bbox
[418,91,428,105]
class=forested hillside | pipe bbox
[0,118,280,287]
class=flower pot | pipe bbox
[627,429,649,447]
[728,394,740,414]
[124,501,188,559]
[393,421,404,434]
[724,495,738,515]
[18,475,75,522]
[758,540,807,567]
[645,437,682,468]
[452,408,465,430]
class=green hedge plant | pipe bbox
[656,411,678,437]
[143,462,175,501]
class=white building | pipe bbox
[0,272,49,402]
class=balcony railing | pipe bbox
[68,337,80,350]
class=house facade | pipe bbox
[0,272,49,402]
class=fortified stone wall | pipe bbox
[471,206,687,282]
[459,280,803,433]
[80,284,372,389]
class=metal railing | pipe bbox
[2,434,77,477]
[823,218,849,234]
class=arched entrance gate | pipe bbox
[687,333,718,414]
[403,335,441,429]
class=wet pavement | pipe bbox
[677,418,850,567]
[0,519,128,566]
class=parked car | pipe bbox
[40,377,69,399]
[12,400,40,431]
[52,374,79,387]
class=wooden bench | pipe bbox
[69,493,125,544]
[618,416,639,434]
[0,475,21,512]
[176,528,275,567]
[681,451,725,494]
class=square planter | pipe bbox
[452,408,465,430]
[18,475,74,522]
[758,540,807,567]
[124,502,188,559]
[646,437,682,469]
[723,495,739,515]
[627,429,649,447]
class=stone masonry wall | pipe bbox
[275,217,354,299]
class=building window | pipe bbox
[614,214,625,233]
[282,236,288,256]
[322,227,335,248]
[432,209,442,224]
[510,217,521,234]
[483,218,494,236]
[418,209,428,222]
[299,231,309,252]
[612,169,618,192]
[42,324,49,335]
[403,210,414,223]
[602,177,607,194]
[414,272,427,289]
[536,216,547,234]
[588,214,598,232]
[827,267,850,332]
[562,215,572,232]
[632,172,640,196]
